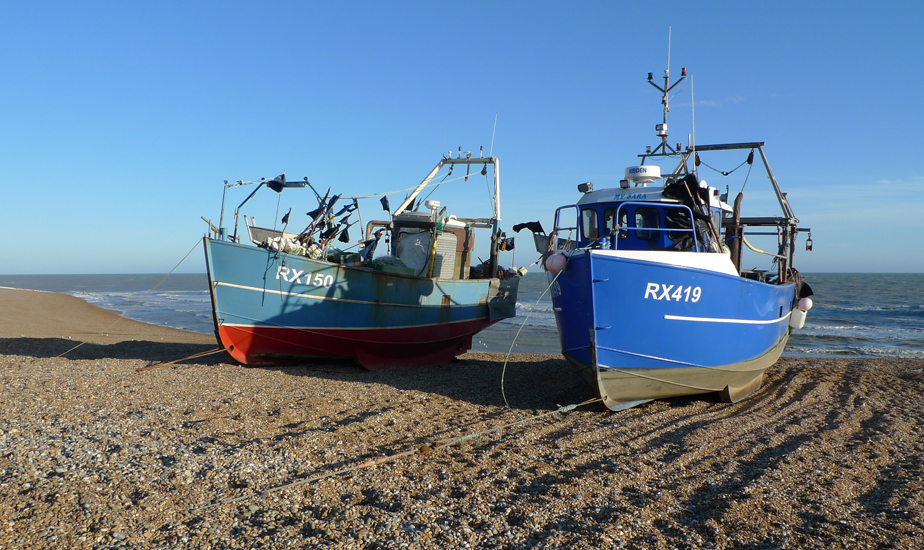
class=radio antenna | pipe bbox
[667,26,671,77]
[646,27,686,157]
[490,114,498,157]
[690,75,696,171]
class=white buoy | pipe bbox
[546,253,567,274]
[798,297,814,312]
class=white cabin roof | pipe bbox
[574,184,731,212]
[575,186,669,206]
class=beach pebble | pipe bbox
[0,350,922,548]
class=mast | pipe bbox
[644,28,686,160]
[393,152,503,278]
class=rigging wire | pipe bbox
[52,238,203,359]
[690,75,695,161]
[182,230,615,515]
[738,154,755,195]
[418,169,453,207]
[499,229,572,409]
[483,165,495,217]
[490,114,498,158]
[500,268,562,410]
[697,149,754,178]
[191,393,601,512]
[669,78,686,108]
[272,184,282,235]
[339,170,481,201]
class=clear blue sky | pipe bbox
[2,1,921,275]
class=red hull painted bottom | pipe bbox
[216,319,497,369]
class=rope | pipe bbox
[483,166,495,216]
[697,149,753,177]
[339,171,484,201]
[54,238,203,359]
[500,269,562,409]
[738,155,755,195]
[187,232,606,513]
[135,347,227,372]
[190,396,601,513]
[742,235,786,259]
[417,170,452,208]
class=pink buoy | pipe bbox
[546,253,567,274]
[798,297,814,312]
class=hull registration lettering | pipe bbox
[644,282,701,302]
[276,266,334,288]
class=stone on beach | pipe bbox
[1,287,922,549]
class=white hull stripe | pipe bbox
[219,317,485,332]
[664,312,791,325]
[214,281,479,310]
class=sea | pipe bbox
[1,273,922,359]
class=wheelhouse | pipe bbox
[553,198,725,253]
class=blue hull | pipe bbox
[550,250,796,409]
[204,238,518,368]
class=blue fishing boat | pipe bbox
[202,152,520,369]
[522,65,814,410]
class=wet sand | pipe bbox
[1,287,922,549]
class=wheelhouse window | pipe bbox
[634,207,660,241]
[665,208,695,250]
[581,208,599,240]
[604,208,628,240]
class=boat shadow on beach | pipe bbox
[0,336,728,412]
[1,336,597,410]
[263,354,601,412]
[0,337,222,364]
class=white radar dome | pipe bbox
[625,165,661,185]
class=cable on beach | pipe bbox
[190,396,601,513]
[498,230,573,410]
[500,269,563,410]
[135,347,228,372]
[53,238,203,359]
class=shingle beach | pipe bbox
[1,287,922,549]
